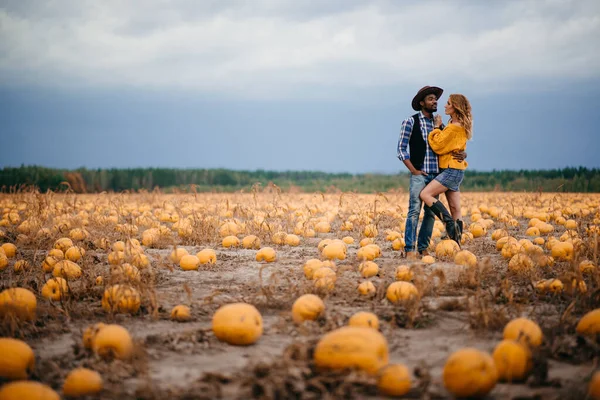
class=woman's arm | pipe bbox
[428,125,460,155]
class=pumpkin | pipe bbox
[535,279,563,294]
[0,381,59,400]
[491,229,509,241]
[52,260,82,280]
[357,244,381,261]
[421,255,435,264]
[1,243,17,258]
[180,255,200,271]
[13,260,31,273]
[112,241,126,252]
[313,267,336,281]
[492,339,532,382]
[69,228,89,241]
[551,241,574,261]
[107,251,125,265]
[284,234,301,246]
[538,222,554,234]
[358,261,379,278]
[101,285,141,314]
[533,237,545,246]
[435,239,460,258]
[222,235,240,248]
[0,287,36,321]
[63,368,103,397]
[508,254,535,273]
[0,337,35,380]
[580,260,596,274]
[496,236,515,251]
[565,219,577,229]
[503,318,543,348]
[41,278,69,301]
[454,250,477,268]
[242,235,261,249]
[314,221,331,233]
[589,371,600,400]
[54,237,74,253]
[303,259,324,279]
[317,239,332,252]
[469,223,486,238]
[363,224,378,238]
[359,238,374,247]
[386,282,418,304]
[443,348,497,398]
[83,323,106,349]
[169,247,188,263]
[525,226,540,236]
[291,294,325,324]
[171,305,191,322]
[357,281,376,296]
[212,303,263,345]
[0,253,7,270]
[271,231,288,245]
[395,265,414,281]
[219,221,239,237]
[197,248,217,264]
[348,311,379,330]
[322,241,346,260]
[314,326,389,374]
[391,238,405,251]
[576,309,600,336]
[342,236,354,245]
[64,246,85,262]
[130,252,150,269]
[93,324,134,360]
[256,247,276,262]
[377,364,411,397]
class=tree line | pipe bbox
[1,165,599,193]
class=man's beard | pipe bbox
[424,105,437,113]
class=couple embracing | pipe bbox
[397,86,473,259]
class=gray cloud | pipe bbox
[0,0,599,98]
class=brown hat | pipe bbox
[411,86,443,111]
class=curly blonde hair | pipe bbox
[449,94,473,140]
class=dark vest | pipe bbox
[408,113,426,170]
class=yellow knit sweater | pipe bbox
[428,124,468,170]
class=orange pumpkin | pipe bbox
[313,326,389,375]
[443,348,497,398]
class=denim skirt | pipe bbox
[435,168,464,191]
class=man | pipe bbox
[397,86,465,258]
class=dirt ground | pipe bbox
[0,191,598,399]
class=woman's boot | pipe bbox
[429,201,459,245]
[456,219,463,245]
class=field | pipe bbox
[0,190,599,399]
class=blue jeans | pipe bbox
[404,173,437,252]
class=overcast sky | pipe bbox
[1,0,600,173]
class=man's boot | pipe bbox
[430,201,459,244]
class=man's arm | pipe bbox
[451,150,467,162]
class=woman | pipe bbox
[419,94,472,245]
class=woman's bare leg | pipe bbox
[445,190,462,220]
[419,180,448,207]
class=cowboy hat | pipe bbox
[411,86,443,111]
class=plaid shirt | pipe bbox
[397,111,439,174]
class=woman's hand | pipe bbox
[434,115,443,128]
